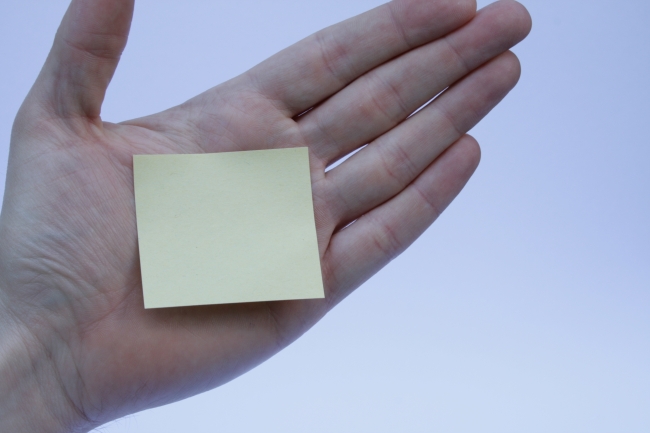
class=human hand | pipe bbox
[0,0,530,431]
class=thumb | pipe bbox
[32,0,134,120]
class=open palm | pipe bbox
[0,0,530,431]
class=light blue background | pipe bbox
[1,1,648,432]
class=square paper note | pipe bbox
[133,147,324,309]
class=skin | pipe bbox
[0,0,531,431]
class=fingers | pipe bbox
[327,51,521,227]
[299,0,532,164]
[246,0,477,115]
[323,135,480,305]
[31,0,134,119]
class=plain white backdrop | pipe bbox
[1,1,649,432]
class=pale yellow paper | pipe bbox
[133,147,324,309]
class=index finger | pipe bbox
[246,0,476,116]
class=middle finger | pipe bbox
[297,0,531,165]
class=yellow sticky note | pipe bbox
[133,147,324,309]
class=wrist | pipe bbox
[0,298,90,433]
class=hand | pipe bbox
[0,0,530,431]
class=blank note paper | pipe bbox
[133,147,324,309]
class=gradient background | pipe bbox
[1,1,649,432]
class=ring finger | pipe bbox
[326,51,522,227]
